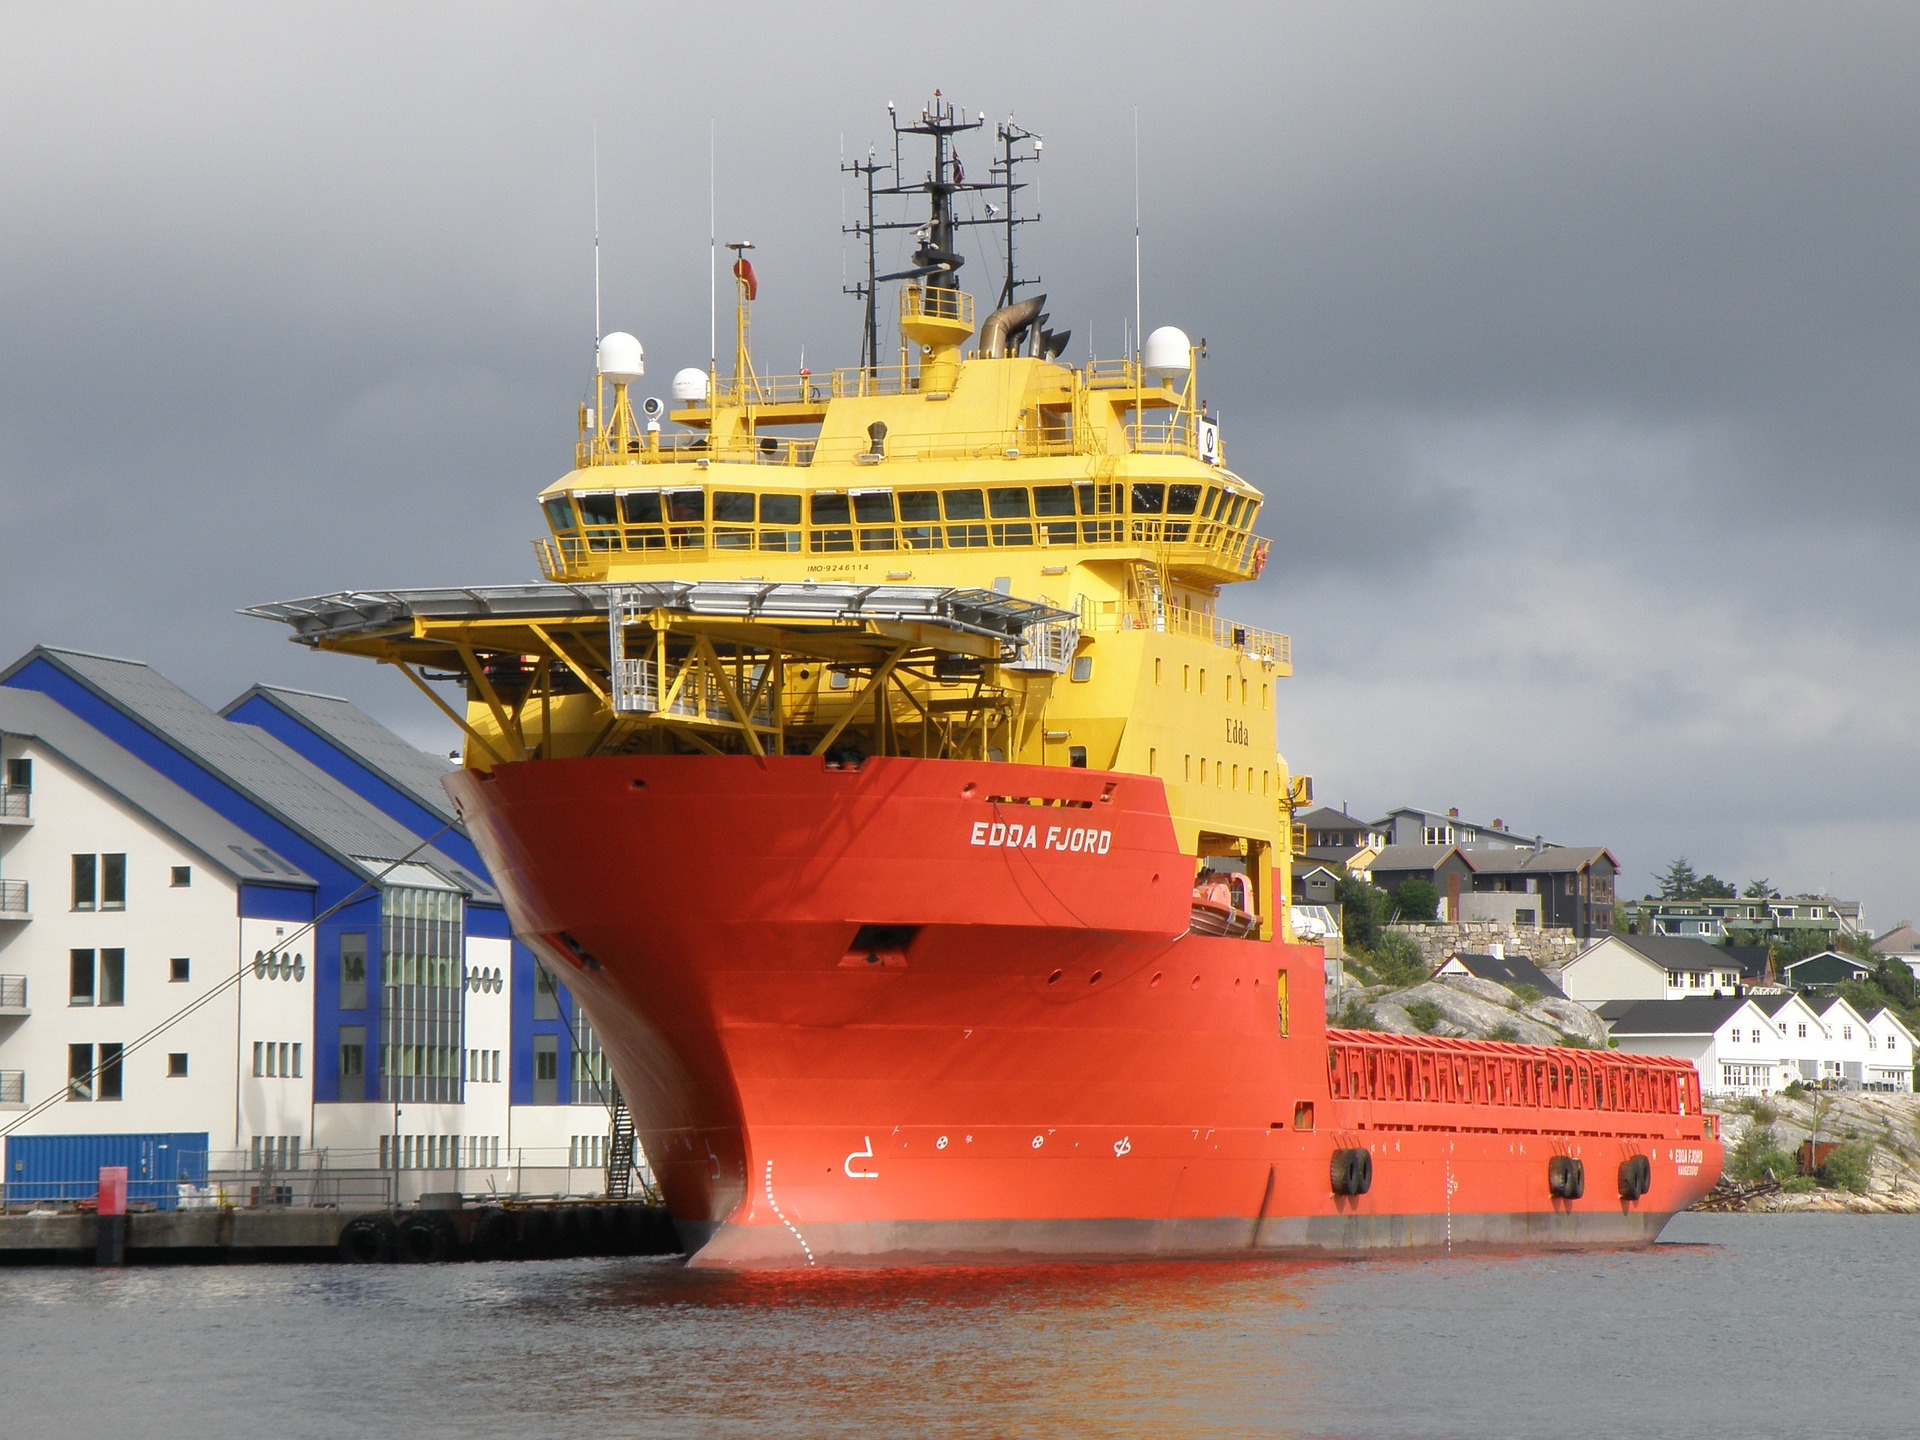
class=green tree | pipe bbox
[1369,930,1429,987]
[1694,873,1736,899]
[1337,875,1390,951]
[1658,858,1699,900]
[1743,878,1775,899]
[1821,1141,1874,1194]
[1392,878,1440,925]
[1727,1123,1795,1184]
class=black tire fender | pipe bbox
[338,1213,396,1264]
[1618,1154,1652,1201]
[470,1208,517,1261]
[395,1212,459,1263]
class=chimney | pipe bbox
[1492,819,1504,831]
[1489,941,1504,960]
[1447,807,1459,819]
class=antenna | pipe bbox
[592,122,602,343]
[1132,107,1142,362]
[708,119,718,373]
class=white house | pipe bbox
[1607,996,1786,1097]
[1862,1007,1917,1092]
[1871,923,1920,982]
[1558,935,1745,1007]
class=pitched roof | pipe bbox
[1463,845,1618,874]
[0,688,314,887]
[1782,950,1871,979]
[223,684,461,824]
[1607,995,1753,1036]
[1873,923,1920,954]
[1753,991,1811,1018]
[1371,843,1469,872]
[1724,945,1773,980]
[1613,934,1743,969]
[6,648,487,897]
[1296,806,1373,833]
[1441,951,1568,999]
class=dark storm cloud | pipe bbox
[2,2,1916,915]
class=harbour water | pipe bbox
[0,1213,1911,1439]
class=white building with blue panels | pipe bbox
[0,647,631,1207]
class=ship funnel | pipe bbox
[1142,326,1192,383]
[979,295,1045,358]
[597,332,645,382]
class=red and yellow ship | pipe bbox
[255,97,1721,1265]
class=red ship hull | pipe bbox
[447,755,1722,1267]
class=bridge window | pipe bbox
[543,497,578,531]
[713,491,755,523]
[899,490,942,550]
[665,489,705,522]
[1035,484,1076,543]
[943,489,988,548]
[853,489,896,550]
[988,487,1033,545]
[1130,483,1165,513]
[1168,483,1202,515]
[760,494,801,524]
[810,493,854,553]
[621,491,662,524]
[578,493,617,525]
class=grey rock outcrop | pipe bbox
[1336,971,1610,1048]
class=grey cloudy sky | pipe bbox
[3,3,1916,920]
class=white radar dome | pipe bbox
[1142,326,1193,381]
[596,332,645,382]
[672,367,710,402]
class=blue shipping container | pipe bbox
[3,1133,210,1210]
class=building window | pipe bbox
[534,963,561,1021]
[72,854,96,911]
[340,1026,366,1103]
[340,933,368,1010]
[533,1035,560,1105]
[1844,1026,1853,1041]
[170,866,192,887]
[167,1052,188,1078]
[70,949,95,1006]
[68,1042,93,1100]
[97,1043,122,1100]
[1798,1023,1807,1038]
[169,957,190,983]
[101,854,126,910]
[100,949,124,1005]
[5,757,30,791]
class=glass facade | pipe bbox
[379,885,465,1103]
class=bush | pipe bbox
[1556,1034,1594,1049]
[1337,876,1392,951]
[1509,983,1541,1005]
[1727,1123,1796,1185]
[1748,1099,1780,1127]
[1369,930,1429,988]
[1332,998,1381,1031]
[1392,878,1440,925]
[1782,1080,1808,1099]
[1821,1142,1874,1194]
[1405,1000,1443,1034]
[1782,1175,1818,1193]
[1489,1022,1521,1043]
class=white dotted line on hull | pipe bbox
[763,1159,815,1266]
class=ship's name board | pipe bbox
[970,821,1113,855]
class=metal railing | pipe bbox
[0,880,26,916]
[1088,601,1291,667]
[0,787,28,820]
[538,517,1271,584]
[1325,1031,1703,1117]
[0,975,25,1009]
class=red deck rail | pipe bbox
[1325,1031,1702,1117]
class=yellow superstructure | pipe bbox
[267,97,1311,939]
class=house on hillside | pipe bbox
[1862,1007,1918,1092]
[1373,806,1541,850]
[1295,807,1385,854]
[1435,949,1568,1000]
[1872,923,1920,980]
[1368,845,1474,922]
[1807,996,1873,1087]
[1290,861,1343,909]
[1461,846,1618,937]
[1781,951,1876,992]
[1558,935,1745,1008]
[1606,996,1786,1097]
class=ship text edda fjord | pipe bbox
[252,96,1722,1266]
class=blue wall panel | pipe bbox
[3,1133,211,1209]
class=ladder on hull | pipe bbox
[605,1087,637,1199]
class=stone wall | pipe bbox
[1383,922,1584,973]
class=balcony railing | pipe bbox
[0,975,24,1011]
[0,787,28,821]
[0,1070,22,1106]
[1087,601,1291,669]
[0,880,26,917]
